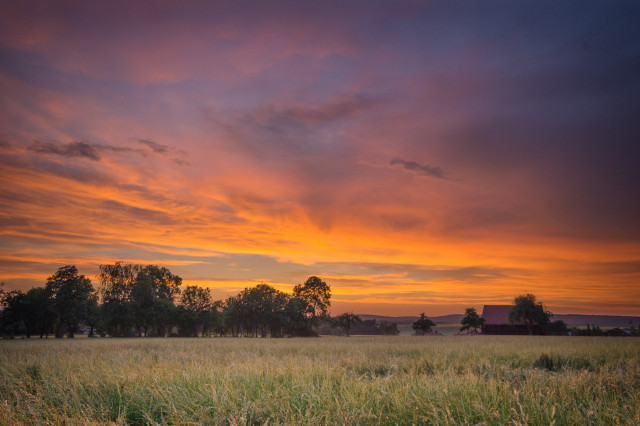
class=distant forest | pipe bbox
[0,263,398,339]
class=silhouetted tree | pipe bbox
[207,300,224,337]
[460,307,485,333]
[178,285,213,336]
[23,287,55,338]
[99,262,139,336]
[413,313,436,335]
[547,319,569,336]
[332,312,362,337]
[509,293,551,335]
[284,296,315,336]
[85,296,101,337]
[130,265,182,336]
[45,265,95,338]
[0,289,26,338]
[293,276,331,324]
[223,294,250,337]
[379,320,400,335]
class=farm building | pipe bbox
[481,305,544,335]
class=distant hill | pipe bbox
[358,313,640,327]
[359,314,464,325]
[358,315,420,325]
[552,314,640,327]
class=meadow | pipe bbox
[1,336,639,425]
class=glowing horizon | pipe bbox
[1,1,639,317]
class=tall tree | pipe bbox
[85,296,101,337]
[240,284,289,338]
[178,285,213,337]
[0,289,26,338]
[222,295,244,337]
[98,262,140,336]
[45,265,95,338]
[460,307,485,333]
[139,265,182,301]
[509,293,551,335]
[413,313,436,336]
[284,296,314,337]
[23,287,55,338]
[137,265,181,336]
[292,276,331,325]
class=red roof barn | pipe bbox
[481,305,537,335]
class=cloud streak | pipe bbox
[389,158,446,179]
[28,140,101,161]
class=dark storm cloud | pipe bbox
[389,158,445,179]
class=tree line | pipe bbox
[0,263,338,338]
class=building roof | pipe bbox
[481,305,525,325]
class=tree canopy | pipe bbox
[1,264,334,339]
[509,293,552,335]
[332,312,362,337]
[45,265,96,338]
[460,307,485,333]
[292,276,331,319]
[413,313,436,335]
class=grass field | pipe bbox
[1,336,639,425]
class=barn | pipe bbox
[481,305,543,335]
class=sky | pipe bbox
[1,0,639,316]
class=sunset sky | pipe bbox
[1,1,639,316]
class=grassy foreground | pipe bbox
[1,336,639,425]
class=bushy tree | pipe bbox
[23,287,55,338]
[460,307,485,333]
[284,296,315,337]
[0,289,26,338]
[45,265,95,338]
[293,276,331,321]
[332,312,362,337]
[98,262,139,336]
[178,285,213,337]
[379,320,400,336]
[98,262,183,337]
[223,294,250,337]
[548,319,569,336]
[509,293,551,335]
[413,313,436,335]
[85,296,101,337]
[130,265,182,336]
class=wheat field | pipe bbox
[1,336,639,425]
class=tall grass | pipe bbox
[1,336,639,424]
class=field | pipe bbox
[1,336,639,425]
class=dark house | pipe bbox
[481,305,543,335]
